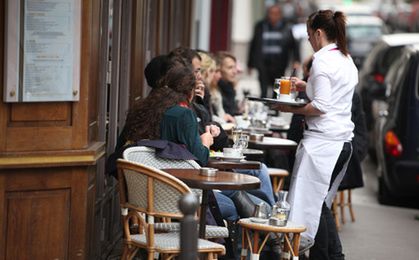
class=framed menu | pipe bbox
[4,0,81,102]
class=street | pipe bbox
[339,157,419,260]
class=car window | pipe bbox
[385,53,410,99]
[379,47,404,74]
[361,43,386,74]
[347,25,382,39]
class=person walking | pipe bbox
[247,4,300,98]
[272,10,358,259]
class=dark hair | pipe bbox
[124,65,196,141]
[307,10,348,56]
[144,55,168,88]
[168,47,201,64]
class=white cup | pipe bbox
[223,147,241,158]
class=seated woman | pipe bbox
[122,59,274,221]
[167,47,275,207]
[199,51,235,124]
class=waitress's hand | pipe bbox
[200,126,214,148]
[291,77,307,92]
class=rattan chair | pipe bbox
[122,146,229,239]
[117,159,225,260]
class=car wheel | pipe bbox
[378,176,395,205]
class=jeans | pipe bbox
[234,163,275,205]
[213,163,275,221]
[213,191,269,221]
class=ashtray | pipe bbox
[269,217,287,227]
[250,133,264,142]
[199,167,218,177]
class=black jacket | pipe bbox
[247,20,300,72]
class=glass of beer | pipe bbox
[279,77,291,95]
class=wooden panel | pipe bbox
[3,167,72,191]
[87,0,101,143]
[68,167,90,259]
[130,0,146,105]
[0,0,102,152]
[10,103,70,123]
[0,1,7,152]
[4,189,70,260]
[6,127,73,151]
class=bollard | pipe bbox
[179,193,199,260]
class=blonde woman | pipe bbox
[198,51,235,124]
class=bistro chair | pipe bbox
[267,167,289,193]
[117,159,225,260]
[122,146,229,240]
[332,189,355,231]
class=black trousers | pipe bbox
[309,142,352,260]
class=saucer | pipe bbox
[249,217,268,224]
[221,155,246,162]
[210,152,246,161]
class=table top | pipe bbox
[242,148,264,155]
[208,158,261,170]
[163,168,261,190]
[239,218,306,233]
[249,137,298,150]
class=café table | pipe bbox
[163,168,261,239]
[248,136,298,151]
[208,158,261,171]
[239,218,306,260]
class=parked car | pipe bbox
[375,44,419,204]
[357,33,419,161]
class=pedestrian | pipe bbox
[247,4,300,98]
[272,10,358,259]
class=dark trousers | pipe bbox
[258,61,285,98]
[310,142,352,260]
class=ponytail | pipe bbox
[307,10,349,56]
[333,11,348,56]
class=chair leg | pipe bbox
[278,177,285,192]
[348,189,355,222]
[122,245,139,260]
[339,191,346,224]
[272,176,279,194]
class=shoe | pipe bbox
[230,191,258,218]
[266,233,282,257]
[299,236,314,255]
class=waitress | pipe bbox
[273,10,357,259]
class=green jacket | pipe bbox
[160,105,209,165]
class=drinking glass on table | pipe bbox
[233,134,249,154]
[232,129,243,144]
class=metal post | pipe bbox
[179,193,199,260]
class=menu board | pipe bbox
[4,0,81,102]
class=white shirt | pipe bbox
[305,43,358,141]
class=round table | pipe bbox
[238,218,306,260]
[164,168,261,239]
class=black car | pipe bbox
[375,44,419,204]
[357,33,419,161]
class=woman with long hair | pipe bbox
[273,10,358,259]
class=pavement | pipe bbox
[338,157,419,260]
